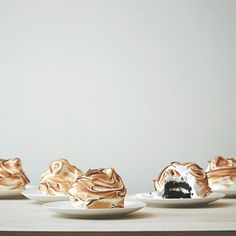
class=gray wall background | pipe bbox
[0,0,235,193]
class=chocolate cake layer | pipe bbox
[163,181,192,198]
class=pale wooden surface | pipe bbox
[0,198,235,236]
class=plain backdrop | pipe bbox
[0,0,235,193]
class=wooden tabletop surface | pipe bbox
[0,198,235,236]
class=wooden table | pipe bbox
[0,198,235,236]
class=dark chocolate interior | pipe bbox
[163,181,193,199]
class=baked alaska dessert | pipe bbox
[0,158,30,190]
[154,162,211,198]
[206,156,236,191]
[69,168,127,208]
[39,159,83,195]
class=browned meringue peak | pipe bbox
[0,158,30,190]
[154,162,211,198]
[68,168,127,208]
[207,156,236,171]
[206,156,236,186]
[39,159,83,196]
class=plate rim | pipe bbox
[0,189,24,193]
[134,191,225,202]
[21,189,69,202]
[43,199,146,212]
[21,189,69,197]
[0,188,26,198]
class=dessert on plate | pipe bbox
[69,168,127,208]
[206,156,236,191]
[39,159,83,195]
[0,158,30,190]
[154,162,211,198]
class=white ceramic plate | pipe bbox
[0,189,24,198]
[22,189,69,203]
[213,189,236,197]
[134,192,225,207]
[43,200,145,218]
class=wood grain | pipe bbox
[0,198,235,236]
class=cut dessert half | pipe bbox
[154,162,211,199]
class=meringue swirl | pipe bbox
[206,156,236,190]
[0,158,30,190]
[154,162,211,198]
[69,168,127,208]
[39,159,83,196]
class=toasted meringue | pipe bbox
[154,162,211,198]
[39,159,83,196]
[0,158,30,190]
[69,168,127,208]
[206,156,236,191]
